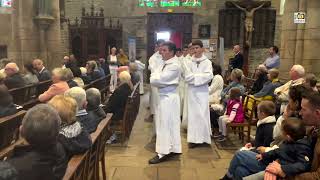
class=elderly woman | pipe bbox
[86,88,107,127]
[129,62,140,86]
[221,68,245,103]
[63,68,78,88]
[0,84,18,118]
[86,60,103,82]
[48,95,92,159]
[39,68,70,102]
[104,71,133,144]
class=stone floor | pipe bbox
[105,93,237,180]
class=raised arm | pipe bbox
[231,2,246,12]
[251,2,265,12]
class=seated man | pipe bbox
[32,59,51,82]
[86,88,107,128]
[4,62,26,89]
[0,84,18,117]
[7,104,67,180]
[65,87,96,133]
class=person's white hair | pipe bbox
[291,64,305,77]
[119,71,131,84]
[80,67,87,75]
[5,63,19,73]
[64,87,87,110]
[52,68,67,81]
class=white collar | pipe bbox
[39,67,45,74]
[257,116,276,127]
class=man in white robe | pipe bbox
[149,41,182,164]
[147,40,165,125]
[184,40,213,148]
[134,59,145,94]
[181,43,195,130]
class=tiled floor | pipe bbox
[105,93,237,180]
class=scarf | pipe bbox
[257,116,276,127]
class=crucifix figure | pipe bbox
[231,1,265,47]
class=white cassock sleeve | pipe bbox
[150,64,180,88]
[136,61,145,70]
[184,60,213,87]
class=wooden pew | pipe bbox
[63,114,112,180]
[83,75,111,102]
[0,111,26,150]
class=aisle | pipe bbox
[105,93,235,180]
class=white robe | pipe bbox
[148,51,163,115]
[184,54,213,144]
[135,60,145,94]
[150,56,182,155]
[181,54,192,129]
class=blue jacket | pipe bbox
[254,80,282,98]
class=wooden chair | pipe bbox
[226,95,260,142]
[0,111,26,150]
[242,77,256,94]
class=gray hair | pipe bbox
[231,68,243,81]
[20,104,61,148]
[63,68,74,81]
[292,65,305,77]
[52,68,67,81]
[86,88,101,108]
[64,87,87,110]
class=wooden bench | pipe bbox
[0,111,26,150]
[63,114,112,180]
[83,75,111,102]
[107,82,141,144]
[227,95,261,142]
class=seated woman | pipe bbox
[0,84,18,118]
[7,104,67,180]
[86,88,107,128]
[215,87,244,141]
[220,101,277,180]
[22,62,39,85]
[104,71,133,144]
[48,95,92,159]
[253,68,282,100]
[86,60,103,82]
[250,65,268,94]
[39,68,69,102]
[209,64,224,105]
[221,68,245,103]
[63,68,78,88]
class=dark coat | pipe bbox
[87,106,107,129]
[254,80,282,98]
[130,72,140,86]
[230,53,244,70]
[67,80,78,88]
[8,143,67,180]
[104,83,132,122]
[100,61,110,76]
[262,137,312,176]
[77,110,97,133]
[0,103,18,118]
[254,122,275,148]
[87,70,103,82]
[58,121,92,159]
[251,72,268,94]
[4,73,26,89]
[37,68,51,82]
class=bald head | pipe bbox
[233,45,241,54]
[4,63,19,76]
[32,59,44,72]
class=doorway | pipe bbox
[147,13,193,58]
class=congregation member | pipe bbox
[99,58,110,76]
[263,46,280,70]
[304,73,318,92]
[134,58,146,94]
[32,59,51,81]
[221,68,245,103]
[49,95,92,159]
[39,68,69,102]
[250,64,268,94]
[243,85,308,180]
[0,71,5,84]
[79,67,90,85]
[129,62,140,85]
[86,60,103,82]
[149,41,182,164]
[4,62,26,89]
[95,60,106,77]
[64,68,78,88]
[86,88,107,128]
[215,87,244,142]
[7,104,67,180]
[229,45,243,70]
[23,62,39,85]
[104,71,133,144]
[147,39,164,125]
[220,101,278,180]
[208,64,224,105]
[108,47,119,92]
[0,84,17,118]
[65,87,96,133]
[274,64,305,113]
[118,48,129,66]
[252,68,281,100]
[184,40,213,148]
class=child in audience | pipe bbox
[257,117,312,179]
[304,73,318,92]
[48,95,92,159]
[215,87,244,142]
